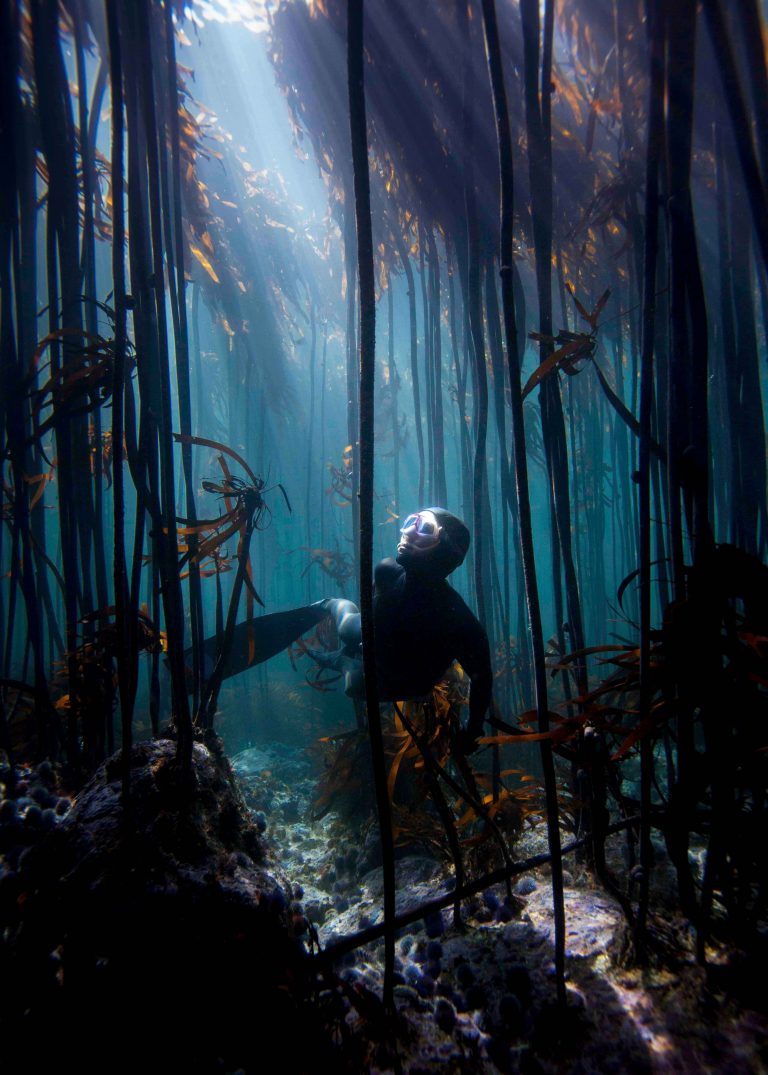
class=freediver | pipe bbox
[312,508,492,754]
[196,508,491,753]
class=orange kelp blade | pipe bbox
[186,605,330,690]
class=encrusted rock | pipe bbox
[1,738,323,1073]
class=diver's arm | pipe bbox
[373,557,403,594]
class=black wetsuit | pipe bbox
[373,557,492,737]
[192,508,492,749]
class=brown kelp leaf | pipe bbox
[591,287,611,325]
[522,339,587,399]
[25,466,55,510]
[480,731,555,745]
[548,643,634,668]
[617,559,669,611]
[611,715,654,761]
[566,282,593,325]
[30,326,105,372]
[189,243,220,284]
[242,569,265,609]
[387,737,412,804]
[173,433,260,487]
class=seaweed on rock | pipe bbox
[0,738,324,1072]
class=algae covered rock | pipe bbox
[1,739,317,1073]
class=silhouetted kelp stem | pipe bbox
[673,4,712,562]
[386,276,400,515]
[319,319,328,547]
[13,84,65,673]
[613,22,650,604]
[39,4,99,646]
[446,249,473,536]
[485,259,516,682]
[190,286,204,480]
[520,0,586,685]
[418,231,434,502]
[701,0,768,277]
[1,104,16,682]
[710,134,733,542]
[427,227,447,507]
[481,0,566,1008]
[106,0,133,802]
[116,12,161,756]
[726,155,768,556]
[714,129,761,556]
[392,703,465,927]
[650,271,672,620]
[198,515,257,731]
[347,0,395,1012]
[395,701,515,900]
[520,0,596,873]
[737,0,768,189]
[459,2,489,628]
[133,0,192,773]
[162,0,205,716]
[394,226,425,506]
[635,0,664,957]
[0,2,55,762]
[31,0,89,766]
[697,124,768,951]
[484,492,505,658]
[588,356,665,465]
[115,2,192,766]
[343,206,360,586]
[305,296,317,601]
[535,14,605,880]
[484,259,513,639]
[74,24,109,622]
[662,2,694,599]
[607,283,638,615]
[663,0,709,924]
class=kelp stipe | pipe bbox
[348,0,396,1012]
[481,0,567,1006]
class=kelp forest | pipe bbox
[1,1,767,1072]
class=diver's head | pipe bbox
[396,507,470,579]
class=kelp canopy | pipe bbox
[1,0,767,1002]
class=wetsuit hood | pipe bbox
[396,506,470,580]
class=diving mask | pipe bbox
[397,510,443,554]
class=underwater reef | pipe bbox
[0,739,321,1072]
[1,0,768,1070]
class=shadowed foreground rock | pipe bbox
[0,738,322,1074]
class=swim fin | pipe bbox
[187,604,329,688]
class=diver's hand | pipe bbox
[453,725,481,756]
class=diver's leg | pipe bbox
[312,598,366,728]
[313,597,361,653]
[190,603,331,689]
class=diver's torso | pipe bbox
[373,558,465,701]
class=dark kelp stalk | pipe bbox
[1,0,767,1069]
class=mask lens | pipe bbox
[400,512,438,536]
[399,511,440,548]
